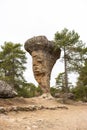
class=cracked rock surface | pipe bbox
[0,80,17,98]
[24,36,61,93]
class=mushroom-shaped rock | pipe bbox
[24,36,61,93]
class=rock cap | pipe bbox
[24,35,61,59]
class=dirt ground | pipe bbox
[0,97,87,130]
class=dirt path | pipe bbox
[0,97,87,130]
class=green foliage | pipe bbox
[0,42,27,86]
[54,28,85,72]
[55,72,73,92]
[35,86,43,96]
[71,86,87,101]
[54,28,80,49]
[77,60,87,86]
[54,28,86,93]
[16,83,43,98]
[73,60,87,101]
[50,87,60,97]
[55,72,65,92]
[17,83,36,98]
[54,28,86,72]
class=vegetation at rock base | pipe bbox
[17,83,42,98]
[71,86,87,102]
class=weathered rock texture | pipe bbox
[24,36,61,93]
[0,80,17,98]
[0,105,68,114]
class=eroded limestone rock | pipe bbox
[24,36,61,93]
[0,80,17,98]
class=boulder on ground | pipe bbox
[0,80,17,98]
[55,92,74,100]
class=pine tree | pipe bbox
[77,59,87,87]
[54,28,85,93]
[0,42,27,87]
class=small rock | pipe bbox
[24,126,31,130]
[32,125,38,128]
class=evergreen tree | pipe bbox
[54,28,85,93]
[77,59,87,87]
[17,83,36,98]
[0,42,27,87]
[55,72,72,92]
[55,72,65,91]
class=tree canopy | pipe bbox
[54,28,86,92]
[0,42,27,87]
[77,60,87,87]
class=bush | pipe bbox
[50,87,60,97]
[16,83,36,98]
[71,86,87,102]
[35,86,43,96]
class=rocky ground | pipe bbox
[0,97,87,130]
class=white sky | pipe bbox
[0,0,87,86]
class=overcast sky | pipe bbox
[0,0,87,86]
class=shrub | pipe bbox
[71,86,87,102]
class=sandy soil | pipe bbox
[0,97,87,130]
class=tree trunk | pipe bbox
[64,47,69,93]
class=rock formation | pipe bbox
[24,36,61,94]
[0,80,17,98]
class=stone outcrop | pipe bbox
[24,36,61,93]
[0,105,68,113]
[0,80,17,98]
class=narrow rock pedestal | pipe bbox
[24,36,61,94]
